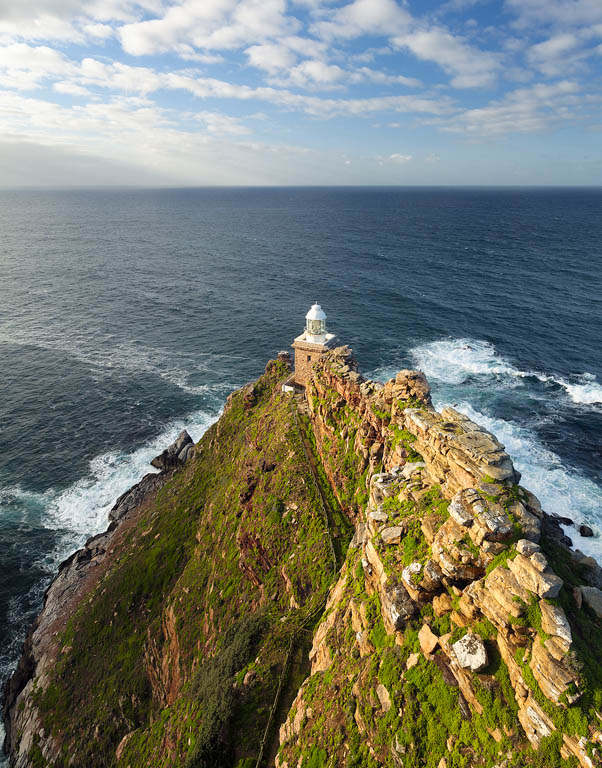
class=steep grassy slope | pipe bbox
[5,349,602,768]
[23,359,336,768]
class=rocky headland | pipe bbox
[3,350,601,768]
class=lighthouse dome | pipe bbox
[305,303,326,322]
[305,302,327,341]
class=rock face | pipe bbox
[581,586,602,618]
[4,349,601,768]
[150,430,194,470]
[3,469,172,767]
[276,348,600,768]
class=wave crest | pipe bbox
[410,337,602,405]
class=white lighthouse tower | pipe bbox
[291,302,336,387]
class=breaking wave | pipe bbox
[410,338,602,406]
[1,406,219,572]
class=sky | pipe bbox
[0,0,601,186]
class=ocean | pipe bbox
[1,187,601,756]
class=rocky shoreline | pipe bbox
[2,431,196,766]
[3,351,601,768]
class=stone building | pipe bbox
[290,302,336,387]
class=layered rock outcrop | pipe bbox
[277,348,601,768]
[4,348,601,768]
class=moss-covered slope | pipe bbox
[6,359,336,768]
[5,348,602,768]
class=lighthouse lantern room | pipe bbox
[291,302,336,387]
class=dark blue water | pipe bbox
[1,187,601,748]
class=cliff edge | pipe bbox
[4,350,602,768]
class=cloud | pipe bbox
[83,23,115,39]
[119,0,297,56]
[311,0,411,41]
[349,67,421,88]
[283,59,347,88]
[0,43,75,90]
[0,0,160,43]
[246,42,297,73]
[53,81,91,96]
[527,32,599,76]
[437,79,583,135]
[195,111,250,134]
[393,27,500,88]
[505,0,602,29]
[389,152,412,162]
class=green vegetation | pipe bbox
[21,353,602,768]
[33,360,336,768]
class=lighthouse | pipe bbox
[291,302,336,387]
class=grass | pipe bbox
[33,360,336,768]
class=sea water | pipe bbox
[1,187,601,754]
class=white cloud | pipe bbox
[393,27,500,88]
[527,32,600,76]
[285,59,347,88]
[389,152,412,161]
[311,0,410,41]
[0,0,160,43]
[195,110,250,134]
[53,81,91,96]
[505,0,602,29]
[0,43,75,90]
[437,79,583,135]
[246,43,297,73]
[83,23,115,39]
[119,0,297,56]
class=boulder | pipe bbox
[376,683,392,712]
[433,593,453,616]
[509,501,541,542]
[380,582,415,633]
[368,508,388,524]
[452,633,488,672]
[579,524,594,537]
[381,526,404,545]
[419,624,438,655]
[394,369,432,406]
[508,553,563,599]
[530,640,579,704]
[581,586,602,619]
[150,430,193,471]
[516,539,540,557]
[540,601,572,648]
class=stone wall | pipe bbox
[292,339,331,387]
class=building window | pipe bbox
[307,355,312,361]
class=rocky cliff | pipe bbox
[4,350,602,768]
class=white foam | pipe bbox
[40,407,219,569]
[410,338,602,406]
[410,338,519,384]
[562,374,602,405]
